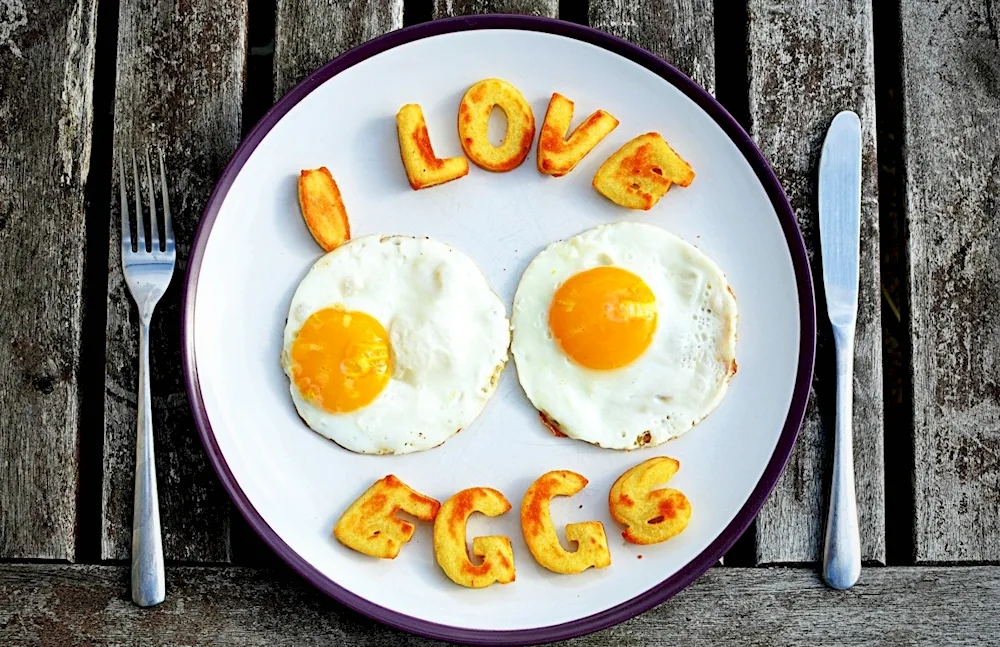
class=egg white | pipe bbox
[281,234,510,455]
[510,222,738,450]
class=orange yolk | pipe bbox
[290,307,391,413]
[548,266,657,370]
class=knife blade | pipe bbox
[818,110,863,590]
[819,111,862,327]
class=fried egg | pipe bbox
[281,234,510,454]
[510,222,738,450]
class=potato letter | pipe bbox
[298,167,351,251]
[593,132,695,210]
[434,487,515,588]
[458,78,535,172]
[609,457,691,545]
[334,475,440,559]
[520,470,611,574]
[396,103,469,190]
[537,93,618,177]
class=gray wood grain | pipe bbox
[0,0,97,560]
[101,0,248,562]
[432,0,557,18]
[274,0,403,99]
[901,0,1000,562]
[2,564,999,645]
[748,0,885,564]
[589,0,715,95]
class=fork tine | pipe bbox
[158,148,173,247]
[118,151,132,253]
[144,148,159,252]
[131,150,145,252]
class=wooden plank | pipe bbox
[0,0,97,560]
[101,0,248,562]
[901,0,1000,562]
[2,564,999,645]
[273,0,403,99]
[589,0,715,95]
[432,0,557,19]
[747,0,885,564]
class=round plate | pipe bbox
[183,15,815,646]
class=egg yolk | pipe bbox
[290,307,391,413]
[548,266,657,370]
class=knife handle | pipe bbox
[822,323,862,589]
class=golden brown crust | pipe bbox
[396,103,469,190]
[297,167,351,251]
[539,411,567,438]
[433,487,515,588]
[608,457,692,545]
[333,475,440,559]
[458,78,535,172]
[520,470,611,574]
[537,93,618,177]
[592,132,695,210]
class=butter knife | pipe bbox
[818,110,863,590]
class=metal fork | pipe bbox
[119,148,174,607]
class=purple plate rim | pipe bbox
[182,14,816,646]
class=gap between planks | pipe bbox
[75,0,124,566]
[871,0,915,566]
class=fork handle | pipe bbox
[132,321,166,607]
[822,323,862,590]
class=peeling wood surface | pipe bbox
[101,0,248,562]
[432,0,557,19]
[0,0,97,560]
[748,0,885,564]
[901,0,1000,562]
[589,0,715,94]
[1,564,999,645]
[274,0,403,98]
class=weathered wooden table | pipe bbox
[2,0,999,644]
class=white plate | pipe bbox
[183,16,814,645]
